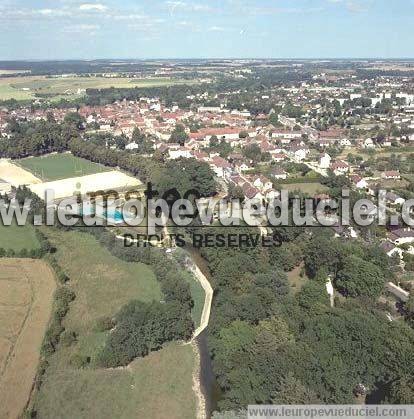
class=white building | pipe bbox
[319,153,332,170]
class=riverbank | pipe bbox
[192,340,207,419]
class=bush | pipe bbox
[97,301,194,368]
[95,316,115,332]
[41,286,75,356]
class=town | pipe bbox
[1,58,414,419]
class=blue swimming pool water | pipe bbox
[80,205,125,224]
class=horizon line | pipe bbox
[1,57,414,63]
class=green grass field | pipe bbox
[283,182,329,195]
[43,229,162,338]
[18,153,109,181]
[0,75,196,102]
[0,220,40,251]
[35,342,196,419]
[32,229,197,419]
[0,83,33,100]
[183,268,204,329]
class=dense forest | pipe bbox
[186,222,414,411]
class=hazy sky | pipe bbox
[0,0,413,60]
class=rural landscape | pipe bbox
[1,0,414,418]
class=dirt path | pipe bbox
[186,258,213,341]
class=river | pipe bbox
[185,245,222,418]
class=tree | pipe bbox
[169,124,189,145]
[269,113,281,127]
[228,183,245,201]
[255,317,294,352]
[297,280,330,316]
[98,300,194,367]
[303,230,341,278]
[403,253,414,272]
[335,255,385,298]
[242,144,262,163]
[272,373,320,404]
[153,158,217,197]
[404,294,414,327]
[387,376,414,403]
[63,112,85,129]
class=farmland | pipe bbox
[18,153,110,181]
[0,259,56,419]
[31,229,197,419]
[0,75,195,102]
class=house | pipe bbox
[169,146,192,160]
[210,156,232,178]
[125,142,139,150]
[330,160,349,176]
[381,171,401,180]
[288,145,309,162]
[242,183,263,200]
[339,138,352,147]
[280,137,293,145]
[235,162,251,173]
[251,175,273,192]
[272,153,286,163]
[380,241,403,259]
[204,127,255,142]
[381,138,392,147]
[385,192,405,206]
[259,140,276,153]
[191,150,209,161]
[362,138,375,149]
[388,228,414,245]
[186,139,201,150]
[271,168,288,180]
[229,174,244,188]
[271,129,302,140]
[263,188,280,202]
[319,153,332,170]
[350,175,368,190]
[319,128,344,144]
[318,139,331,148]
[228,153,244,163]
[331,224,358,239]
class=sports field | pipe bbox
[31,229,197,419]
[18,153,109,181]
[0,259,56,419]
[0,75,195,101]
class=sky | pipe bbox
[0,0,413,60]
